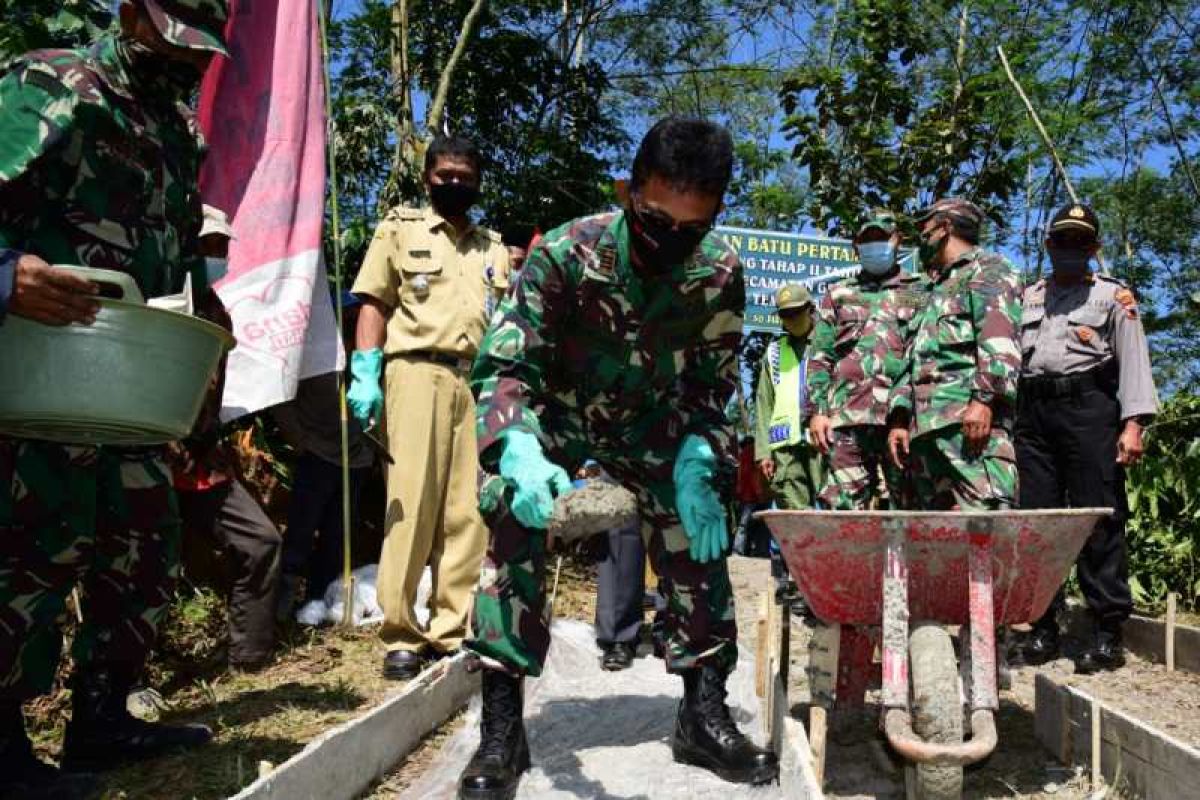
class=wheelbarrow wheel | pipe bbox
[904,623,963,800]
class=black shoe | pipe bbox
[1,702,96,800]
[1075,628,1125,675]
[672,665,779,785]
[458,670,530,800]
[60,671,212,773]
[601,642,635,671]
[1012,625,1060,666]
[382,650,426,680]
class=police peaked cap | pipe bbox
[1048,203,1101,241]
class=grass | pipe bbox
[23,555,602,800]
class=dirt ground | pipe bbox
[1046,652,1200,749]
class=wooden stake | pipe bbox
[1166,592,1178,672]
[70,587,84,624]
[548,554,564,624]
[1091,697,1102,790]
[810,705,828,786]
[755,591,770,698]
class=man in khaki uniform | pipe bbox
[349,135,510,680]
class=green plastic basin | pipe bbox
[0,267,235,446]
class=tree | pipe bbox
[0,0,111,58]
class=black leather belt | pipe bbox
[1020,367,1108,400]
[395,349,473,372]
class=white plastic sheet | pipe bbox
[401,619,781,799]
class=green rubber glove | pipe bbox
[347,348,384,427]
[498,430,573,530]
[673,434,730,563]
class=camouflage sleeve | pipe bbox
[807,292,836,416]
[470,238,568,469]
[969,259,1023,407]
[0,61,81,321]
[887,329,915,421]
[754,352,774,461]
[671,271,745,468]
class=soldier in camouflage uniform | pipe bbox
[886,199,1023,510]
[458,119,777,800]
[808,212,928,509]
[0,2,226,794]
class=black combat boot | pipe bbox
[1075,624,1125,675]
[61,669,212,772]
[672,665,779,785]
[1013,616,1060,667]
[458,670,530,800]
[0,701,96,800]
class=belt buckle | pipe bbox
[456,357,472,373]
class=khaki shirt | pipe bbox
[352,206,510,359]
[1020,273,1159,419]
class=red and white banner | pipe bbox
[197,0,341,420]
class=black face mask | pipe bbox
[430,182,480,218]
[627,205,708,273]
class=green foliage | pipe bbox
[0,0,112,58]
[1125,394,1200,611]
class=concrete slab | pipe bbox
[1034,672,1200,800]
[231,653,477,800]
[402,620,785,799]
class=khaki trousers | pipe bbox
[377,357,486,654]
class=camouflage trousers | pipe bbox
[468,399,737,678]
[0,439,181,701]
[768,443,824,511]
[818,425,908,510]
[908,425,1017,511]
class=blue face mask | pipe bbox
[858,241,896,276]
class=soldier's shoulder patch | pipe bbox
[1112,286,1139,318]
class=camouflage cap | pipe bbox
[914,197,985,235]
[1048,203,1100,240]
[775,283,813,311]
[855,210,899,240]
[141,0,229,56]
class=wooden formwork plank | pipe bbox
[231,654,477,800]
[1034,672,1200,800]
[773,673,825,799]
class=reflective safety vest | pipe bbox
[767,337,808,451]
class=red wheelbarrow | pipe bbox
[757,509,1112,799]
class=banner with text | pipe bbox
[716,225,915,333]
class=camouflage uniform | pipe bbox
[808,269,928,509]
[467,211,743,678]
[0,28,212,699]
[890,247,1023,510]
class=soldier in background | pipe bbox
[887,198,1023,510]
[808,212,927,509]
[1012,203,1158,674]
[0,2,226,795]
[459,118,777,799]
[349,135,510,681]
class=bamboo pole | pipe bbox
[997,45,1108,273]
[315,0,355,628]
